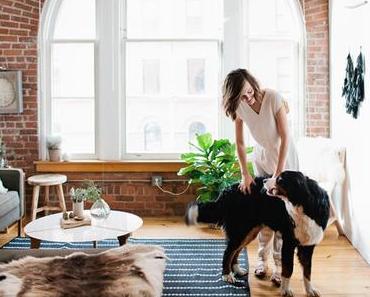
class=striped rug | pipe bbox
[3,237,250,297]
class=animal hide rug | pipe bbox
[0,244,166,297]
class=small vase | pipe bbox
[90,198,110,218]
[72,201,85,218]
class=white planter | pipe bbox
[72,201,84,218]
[49,149,62,162]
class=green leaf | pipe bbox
[196,133,213,151]
[177,132,243,203]
[246,146,254,154]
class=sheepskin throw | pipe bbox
[0,244,166,297]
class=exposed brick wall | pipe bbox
[302,0,330,137]
[1,0,330,218]
[31,172,195,218]
[0,0,40,175]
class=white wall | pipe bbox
[330,0,370,263]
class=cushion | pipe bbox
[0,179,7,194]
[0,191,19,218]
[0,244,166,297]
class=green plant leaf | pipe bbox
[196,133,213,151]
[177,132,245,203]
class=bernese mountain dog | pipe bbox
[185,171,330,297]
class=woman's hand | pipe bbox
[239,173,255,194]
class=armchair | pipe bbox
[0,168,25,236]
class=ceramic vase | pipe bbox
[72,201,84,218]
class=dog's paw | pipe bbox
[306,288,321,297]
[222,272,236,283]
[271,272,281,287]
[254,262,267,279]
[232,264,247,276]
[281,288,294,297]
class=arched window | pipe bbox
[40,0,304,160]
[144,122,162,152]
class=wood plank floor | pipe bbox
[1,217,370,297]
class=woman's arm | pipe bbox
[274,107,290,177]
[235,117,254,194]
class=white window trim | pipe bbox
[39,0,305,161]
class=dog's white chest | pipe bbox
[284,201,324,246]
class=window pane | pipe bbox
[51,43,95,98]
[53,0,96,39]
[248,40,299,138]
[188,59,205,94]
[248,0,297,37]
[125,41,219,153]
[144,122,162,151]
[188,121,206,150]
[127,0,222,38]
[143,59,160,94]
[51,99,95,154]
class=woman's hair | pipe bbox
[222,68,263,120]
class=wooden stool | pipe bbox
[28,174,67,221]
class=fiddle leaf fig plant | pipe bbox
[178,133,254,203]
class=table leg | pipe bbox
[117,233,131,245]
[30,238,41,249]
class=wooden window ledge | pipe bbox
[34,160,185,173]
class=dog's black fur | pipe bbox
[186,171,330,297]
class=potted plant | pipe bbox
[178,133,254,203]
[46,135,62,162]
[69,187,86,218]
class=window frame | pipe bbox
[39,0,305,161]
[121,0,224,160]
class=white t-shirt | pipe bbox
[236,88,299,175]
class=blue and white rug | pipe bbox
[3,237,250,297]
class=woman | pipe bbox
[222,68,299,286]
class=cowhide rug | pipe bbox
[0,244,166,297]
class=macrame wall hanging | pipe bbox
[342,50,366,119]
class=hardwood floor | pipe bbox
[1,217,370,296]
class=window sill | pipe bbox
[34,160,185,173]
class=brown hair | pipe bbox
[222,68,263,120]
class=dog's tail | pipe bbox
[185,200,223,226]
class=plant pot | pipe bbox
[49,149,62,162]
[90,198,110,219]
[72,201,85,218]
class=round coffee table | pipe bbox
[24,210,143,248]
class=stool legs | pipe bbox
[44,186,50,215]
[56,184,67,213]
[31,185,40,221]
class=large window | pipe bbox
[40,0,304,160]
